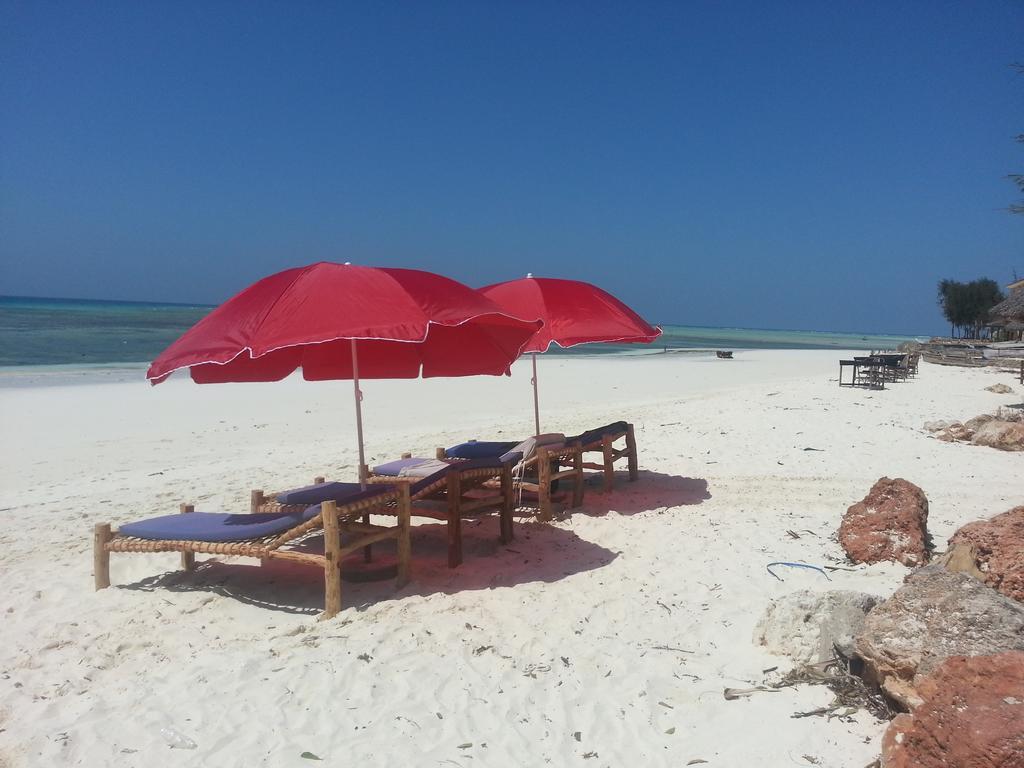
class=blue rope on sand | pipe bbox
[766,561,832,582]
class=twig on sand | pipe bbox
[766,562,832,582]
[650,645,695,654]
[723,686,779,700]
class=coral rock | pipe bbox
[754,589,879,664]
[881,651,1024,768]
[949,506,1024,603]
[839,477,930,567]
[856,565,1024,710]
[972,420,1024,451]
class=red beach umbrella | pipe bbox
[479,274,661,434]
[148,262,542,478]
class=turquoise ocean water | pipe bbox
[0,295,921,369]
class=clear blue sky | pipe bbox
[2,2,1022,334]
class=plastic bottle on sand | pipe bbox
[160,727,197,750]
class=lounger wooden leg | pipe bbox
[626,424,639,482]
[93,523,111,590]
[180,503,196,572]
[572,448,584,508]
[395,485,411,588]
[538,451,553,522]
[322,501,342,619]
[362,512,373,562]
[601,435,615,493]
[447,473,463,568]
[500,463,514,543]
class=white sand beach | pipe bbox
[0,351,1020,767]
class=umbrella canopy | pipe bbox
[148,262,541,383]
[479,275,661,433]
[479,275,661,353]
[147,262,543,479]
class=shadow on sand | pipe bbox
[573,469,710,516]
[119,470,704,616]
[119,518,618,616]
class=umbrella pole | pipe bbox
[351,339,367,487]
[531,352,541,436]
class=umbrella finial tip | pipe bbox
[526,272,533,278]
[344,261,352,266]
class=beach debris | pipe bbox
[786,530,801,539]
[947,505,1024,602]
[522,663,551,678]
[159,727,197,750]
[769,656,892,721]
[357,653,372,663]
[839,477,930,567]
[649,645,695,654]
[686,760,708,766]
[582,752,598,759]
[457,743,473,749]
[984,382,1014,394]
[922,420,954,433]
[300,752,323,761]
[754,589,878,665]
[765,562,832,582]
[855,565,1024,709]
[723,686,778,700]
[664,727,676,735]
[802,447,824,452]
[573,731,581,742]
[880,651,1024,768]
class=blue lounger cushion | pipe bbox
[444,440,519,460]
[275,481,387,506]
[568,421,629,447]
[119,505,322,543]
[373,457,432,477]
[405,454,523,497]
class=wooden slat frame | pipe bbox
[576,423,638,493]
[362,460,516,568]
[93,483,411,620]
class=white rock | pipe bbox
[754,589,879,665]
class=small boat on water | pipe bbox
[716,350,733,359]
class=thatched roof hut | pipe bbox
[987,290,1024,325]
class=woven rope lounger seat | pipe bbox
[333,457,519,568]
[94,483,412,619]
[565,421,638,493]
[431,438,584,523]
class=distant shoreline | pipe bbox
[0,294,924,371]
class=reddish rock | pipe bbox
[839,478,930,567]
[881,651,1024,768]
[856,565,1024,709]
[949,506,1024,603]
[972,420,1024,452]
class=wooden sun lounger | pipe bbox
[431,444,585,523]
[94,484,411,619]
[360,459,516,568]
[573,422,639,493]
